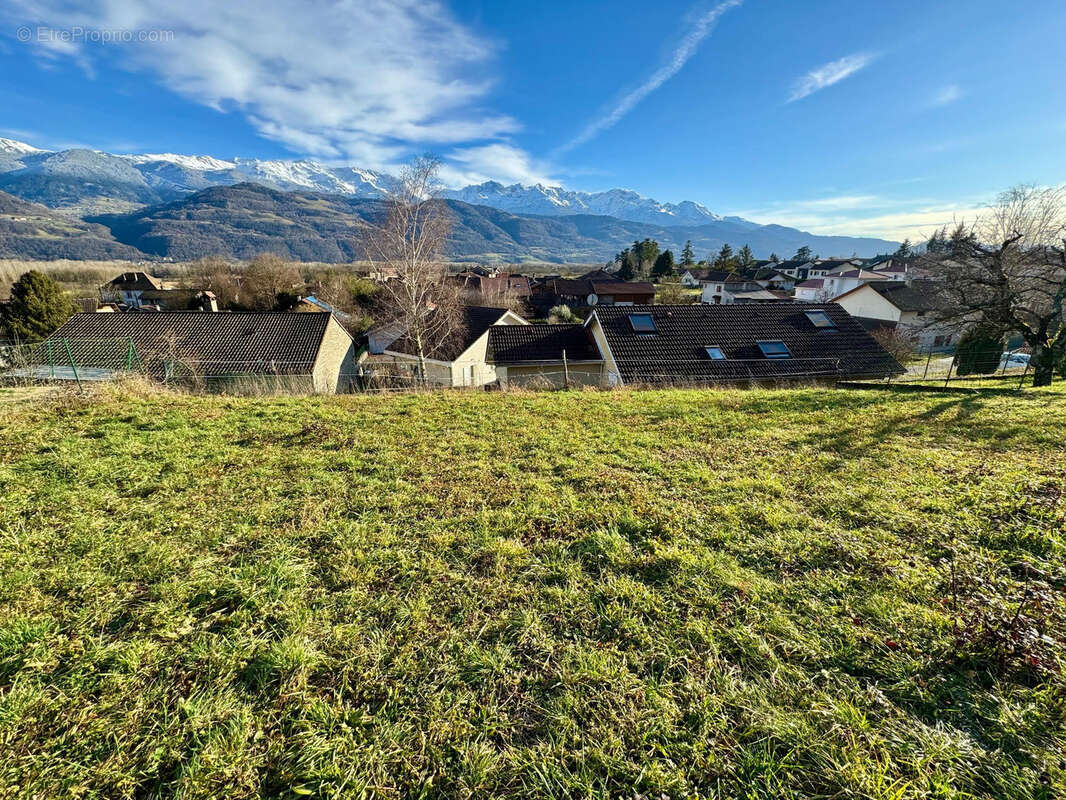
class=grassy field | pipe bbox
[0,385,1063,799]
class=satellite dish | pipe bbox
[587,293,598,305]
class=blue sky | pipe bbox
[0,0,1064,239]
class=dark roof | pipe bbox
[576,268,616,281]
[775,259,814,270]
[386,306,511,360]
[689,269,736,282]
[590,303,902,384]
[751,267,790,280]
[815,259,861,269]
[533,279,654,302]
[46,311,340,375]
[487,324,601,364]
[848,280,940,312]
[102,271,163,291]
[590,281,655,295]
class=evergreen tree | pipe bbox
[637,238,660,275]
[894,239,913,259]
[736,244,755,269]
[0,270,74,342]
[925,227,949,254]
[616,253,635,281]
[652,249,675,278]
[680,240,695,267]
[794,245,813,261]
[713,243,735,270]
[955,325,1003,376]
[769,252,780,263]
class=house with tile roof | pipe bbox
[584,304,902,386]
[384,306,528,386]
[488,324,603,388]
[41,311,358,392]
[383,306,604,387]
[530,278,655,313]
[833,280,955,349]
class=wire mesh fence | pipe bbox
[0,338,143,387]
[852,343,1035,391]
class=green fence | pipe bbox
[0,337,143,388]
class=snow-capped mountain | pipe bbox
[440,182,722,226]
[0,137,726,227]
[0,137,48,155]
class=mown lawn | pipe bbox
[0,385,1064,799]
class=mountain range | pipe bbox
[0,138,898,262]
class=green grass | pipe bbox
[0,385,1064,799]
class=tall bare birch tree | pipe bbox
[368,156,464,382]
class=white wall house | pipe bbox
[833,281,955,350]
[384,308,528,387]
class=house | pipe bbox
[449,271,532,299]
[793,278,827,303]
[382,306,606,388]
[384,306,528,387]
[681,268,734,288]
[702,279,791,305]
[99,271,217,311]
[808,259,864,278]
[584,303,902,386]
[772,259,815,280]
[488,323,603,388]
[833,280,955,349]
[749,268,795,291]
[99,272,164,307]
[41,312,358,392]
[794,268,903,302]
[530,278,654,313]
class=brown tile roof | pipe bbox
[488,324,601,363]
[591,303,902,383]
[847,280,941,312]
[589,281,655,295]
[102,271,164,291]
[46,311,340,376]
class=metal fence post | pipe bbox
[62,338,82,390]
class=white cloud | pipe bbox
[733,194,988,241]
[438,143,558,187]
[3,0,522,170]
[557,0,743,154]
[788,52,876,103]
[928,84,963,108]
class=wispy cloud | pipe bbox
[557,0,743,154]
[928,84,963,108]
[788,52,876,103]
[2,0,522,170]
[438,143,557,187]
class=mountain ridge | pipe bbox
[80,182,897,263]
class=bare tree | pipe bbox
[243,253,303,311]
[922,185,1066,386]
[368,156,465,382]
[187,256,242,309]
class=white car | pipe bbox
[999,351,1031,368]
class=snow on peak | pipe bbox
[0,138,49,155]
[123,153,237,171]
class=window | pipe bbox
[758,340,791,359]
[704,346,726,360]
[804,310,836,328]
[628,313,657,333]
